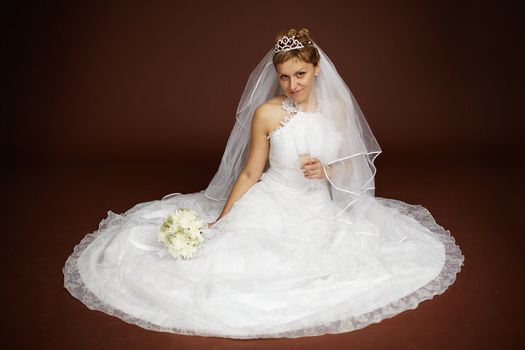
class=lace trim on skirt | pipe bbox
[63,197,464,339]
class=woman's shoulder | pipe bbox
[265,95,287,106]
[255,95,286,117]
[253,96,287,132]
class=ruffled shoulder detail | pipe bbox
[266,95,322,140]
[266,97,303,140]
[281,95,302,115]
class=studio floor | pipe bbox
[3,156,523,349]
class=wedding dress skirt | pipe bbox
[63,102,464,339]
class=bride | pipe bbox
[63,28,464,339]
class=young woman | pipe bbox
[64,28,464,339]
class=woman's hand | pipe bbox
[301,157,326,180]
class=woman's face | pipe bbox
[276,57,320,105]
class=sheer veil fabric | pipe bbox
[63,41,465,339]
[205,45,381,217]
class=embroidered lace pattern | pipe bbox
[267,96,322,140]
[63,196,464,339]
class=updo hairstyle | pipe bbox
[272,28,320,68]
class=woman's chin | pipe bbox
[289,95,305,104]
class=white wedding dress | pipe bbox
[63,96,464,339]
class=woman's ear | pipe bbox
[314,64,320,77]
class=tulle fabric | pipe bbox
[63,100,464,338]
[63,190,464,339]
[205,46,382,217]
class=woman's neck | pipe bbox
[291,95,318,113]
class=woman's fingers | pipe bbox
[301,157,320,169]
[307,157,320,165]
[303,166,323,179]
[304,162,321,171]
[300,157,324,179]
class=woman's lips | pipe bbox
[291,90,303,95]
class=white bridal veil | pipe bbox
[204,44,382,217]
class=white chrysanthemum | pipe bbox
[167,225,179,235]
[158,230,168,243]
[188,224,202,236]
[188,231,198,240]
[158,208,204,259]
[172,235,187,249]
[177,208,192,219]
[177,212,197,230]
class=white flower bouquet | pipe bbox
[158,208,205,259]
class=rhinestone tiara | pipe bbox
[274,35,312,53]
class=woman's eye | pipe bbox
[297,72,305,77]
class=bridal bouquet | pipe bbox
[158,208,205,259]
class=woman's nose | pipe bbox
[290,77,297,90]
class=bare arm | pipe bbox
[211,106,271,224]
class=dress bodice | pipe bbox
[261,96,342,192]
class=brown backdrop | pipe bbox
[6,0,522,164]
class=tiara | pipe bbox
[274,35,312,53]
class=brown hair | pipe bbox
[272,28,320,68]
